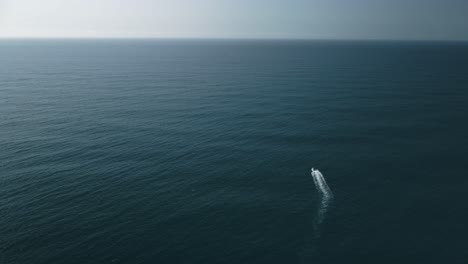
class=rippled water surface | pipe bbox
[1,40,468,263]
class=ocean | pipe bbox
[1,39,467,263]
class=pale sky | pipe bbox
[0,0,467,40]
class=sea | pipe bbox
[1,39,467,264]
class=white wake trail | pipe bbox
[301,168,334,259]
[311,168,333,199]
[311,168,333,226]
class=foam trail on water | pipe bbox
[311,168,333,199]
[311,168,333,226]
[301,168,334,259]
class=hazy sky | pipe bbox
[1,0,467,40]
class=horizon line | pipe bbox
[0,36,467,43]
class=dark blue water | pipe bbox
[1,39,468,264]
